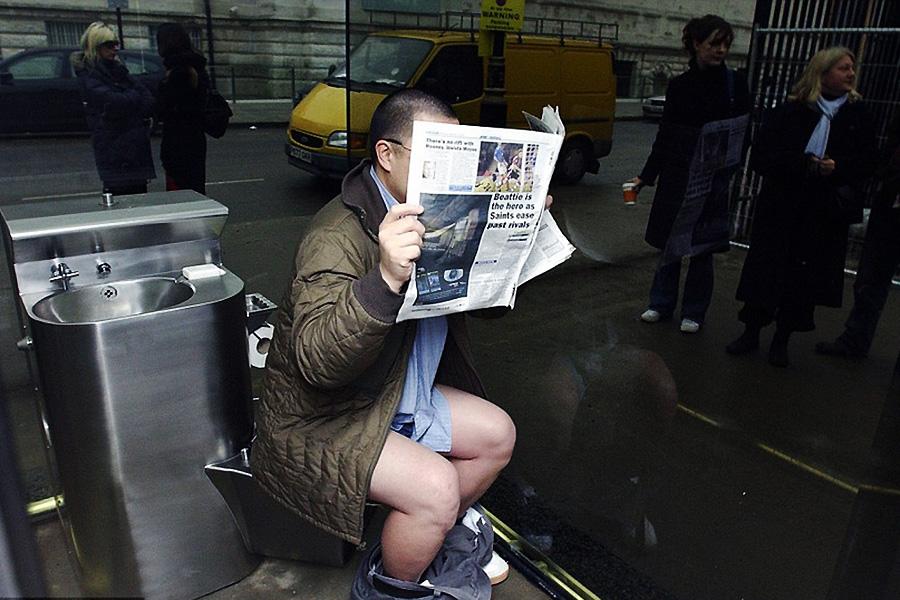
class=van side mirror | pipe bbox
[327,64,336,77]
[0,71,12,85]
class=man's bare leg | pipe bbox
[438,384,516,514]
[368,431,460,582]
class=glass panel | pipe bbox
[46,21,92,46]
[1,1,899,599]
[6,54,62,79]
[331,35,432,87]
[119,50,163,75]
[415,44,483,104]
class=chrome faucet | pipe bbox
[49,262,80,290]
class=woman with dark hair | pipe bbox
[726,47,876,366]
[73,21,156,195]
[156,22,210,193]
[629,14,750,334]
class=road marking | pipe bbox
[21,178,265,201]
[677,403,900,496]
[207,178,265,186]
[22,191,99,201]
[485,507,604,600]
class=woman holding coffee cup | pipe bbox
[725,47,876,367]
[629,14,750,334]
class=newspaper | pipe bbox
[661,114,750,264]
[396,109,575,321]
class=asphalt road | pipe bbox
[0,125,335,220]
[0,120,655,212]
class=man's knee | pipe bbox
[416,459,461,531]
[486,408,517,464]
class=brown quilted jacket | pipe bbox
[250,161,485,545]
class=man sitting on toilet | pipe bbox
[252,89,525,585]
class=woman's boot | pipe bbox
[768,328,791,367]
[726,324,761,355]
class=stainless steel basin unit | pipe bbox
[1,191,260,599]
[32,276,194,323]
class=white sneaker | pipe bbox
[461,506,509,585]
[640,309,661,323]
[483,550,510,585]
[680,318,700,333]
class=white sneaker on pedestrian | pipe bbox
[680,318,700,333]
[640,309,661,323]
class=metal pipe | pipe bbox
[26,496,63,517]
[203,0,217,87]
[115,7,124,49]
[756,27,900,33]
[345,0,352,169]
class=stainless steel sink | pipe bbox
[31,277,194,324]
[1,191,259,599]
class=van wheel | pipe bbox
[554,141,590,184]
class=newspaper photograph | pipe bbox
[662,114,750,264]
[397,116,573,321]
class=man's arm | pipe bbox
[290,203,424,390]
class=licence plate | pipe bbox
[289,146,312,163]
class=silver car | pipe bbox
[641,95,666,119]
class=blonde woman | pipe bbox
[72,21,155,195]
[726,47,876,367]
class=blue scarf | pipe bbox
[804,94,848,158]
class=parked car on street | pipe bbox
[642,95,666,119]
[0,47,164,135]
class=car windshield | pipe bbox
[329,35,431,87]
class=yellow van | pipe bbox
[285,29,615,184]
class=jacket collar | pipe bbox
[341,159,388,242]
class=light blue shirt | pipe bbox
[370,168,452,453]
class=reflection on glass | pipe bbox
[1,2,900,599]
[330,35,432,87]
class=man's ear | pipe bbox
[373,139,394,173]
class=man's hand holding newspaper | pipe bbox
[396,106,576,321]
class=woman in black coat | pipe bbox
[631,15,750,334]
[726,46,876,367]
[156,23,210,194]
[74,21,156,195]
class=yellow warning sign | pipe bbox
[480,0,525,32]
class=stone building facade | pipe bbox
[0,0,753,99]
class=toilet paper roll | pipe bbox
[248,323,274,368]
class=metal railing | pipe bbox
[367,10,618,44]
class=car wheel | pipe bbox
[554,140,589,184]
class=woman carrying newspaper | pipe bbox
[628,14,750,334]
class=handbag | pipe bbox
[203,88,233,139]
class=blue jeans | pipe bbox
[648,253,714,323]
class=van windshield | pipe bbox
[329,36,432,88]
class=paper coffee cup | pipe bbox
[622,182,638,204]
